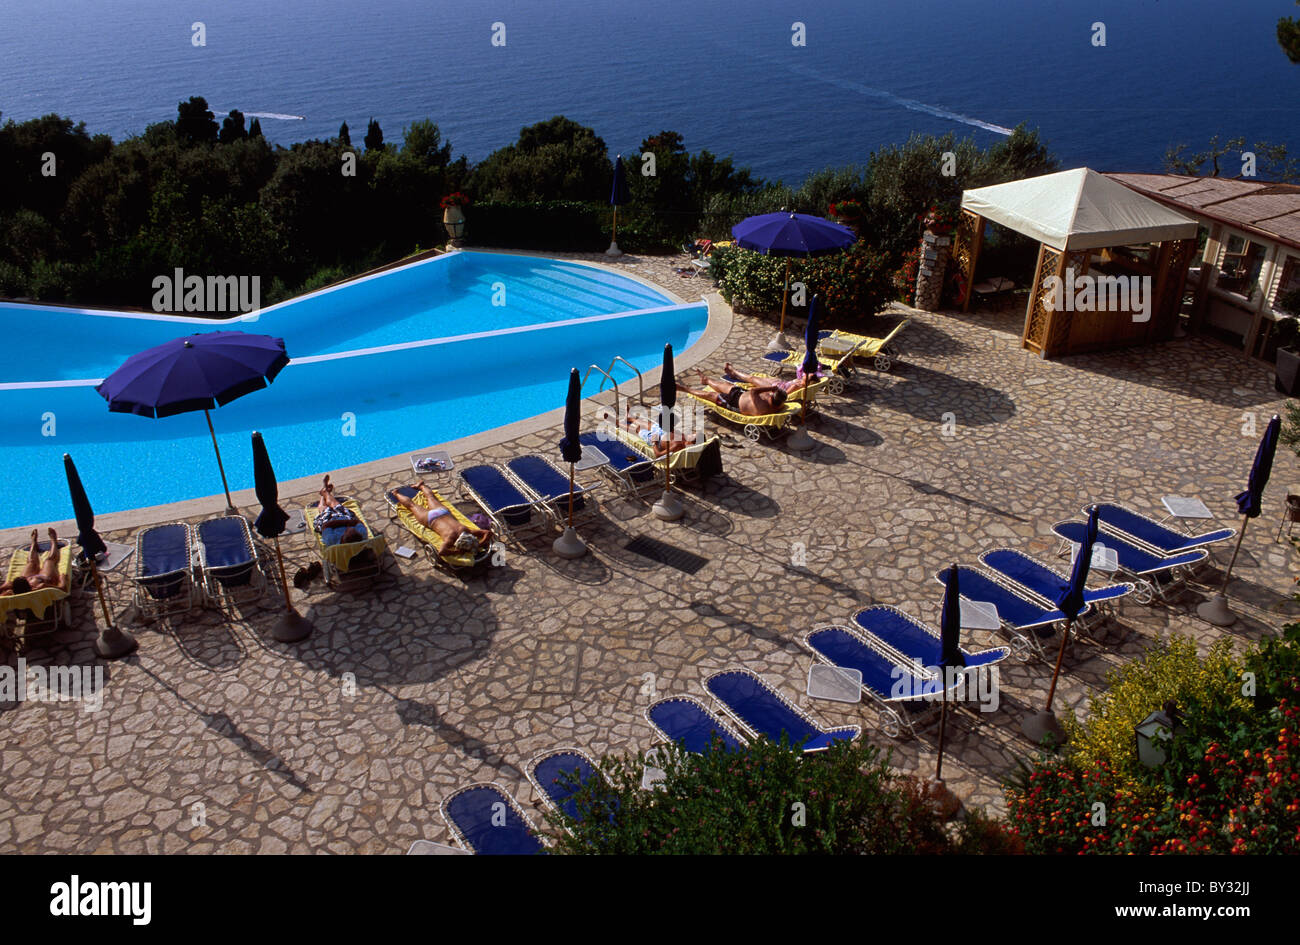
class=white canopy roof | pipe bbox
[960,168,1198,251]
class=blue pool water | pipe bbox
[0,252,707,528]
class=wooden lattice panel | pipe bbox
[1044,250,1090,353]
[1023,245,1062,353]
[954,210,982,310]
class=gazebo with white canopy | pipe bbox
[953,168,1200,358]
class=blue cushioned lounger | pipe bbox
[804,625,963,738]
[705,669,859,753]
[440,783,545,855]
[931,567,1071,636]
[1053,520,1207,604]
[527,748,604,823]
[197,516,256,588]
[506,455,592,514]
[851,604,1012,667]
[979,548,1133,608]
[645,696,745,753]
[133,523,195,614]
[458,464,538,534]
[578,431,658,491]
[1092,502,1234,555]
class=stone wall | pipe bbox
[914,229,951,312]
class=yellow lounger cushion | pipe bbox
[388,488,482,568]
[683,391,802,427]
[2,542,72,620]
[306,500,388,572]
[605,425,721,471]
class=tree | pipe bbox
[1163,136,1300,183]
[219,109,246,144]
[338,121,350,146]
[469,115,610,202]
[175,96,218,146]
[1280,2,1300,63]
[364,117,384,153]
[248,117,263,139]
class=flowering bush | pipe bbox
[439,192,470,209]
[893,245,921,301]
[828,199,865,222]
[919,204,958,234]
[711,243,892,324]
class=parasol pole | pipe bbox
[204,408,237,514]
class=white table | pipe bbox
[959,598,1002,630]
[410,450,454,476]
[1069,541,1119,574]
[1161,495,1213,531]
[574,444,610,472]
[806,664,862,703]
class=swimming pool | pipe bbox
[0,252,708,529]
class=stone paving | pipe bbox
[2,250,1297,853]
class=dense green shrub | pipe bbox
[711,243,893,324]
[1006,627,1300,854]
[545,736,1008,855]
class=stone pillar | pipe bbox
[914,230,952,312]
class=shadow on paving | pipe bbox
[870,362,1017,426]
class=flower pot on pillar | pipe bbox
[443,206,465,246]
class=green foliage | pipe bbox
[546,737,960,855]
[1280,2,1300,64]
[338,121,351,146]
[1061,636,1245,791]
[364,117,384,153]
[470,116,611,203]
[175,96,218,146]
[710,243,893,324]
[218,109,246,144]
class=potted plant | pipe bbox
[1273,315,1300,395]
[828,199,865,235]
[441,192,469,244]
[920,205,957,237]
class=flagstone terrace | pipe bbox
[1,252,1295,854]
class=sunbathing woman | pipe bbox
[392,481,493,557]
[680,368,788,416]
[0,528,68,595]
[722,362,819,395]
[599,407,693,457]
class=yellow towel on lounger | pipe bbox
[305,500,388,573]
[386,488,483,569]
[1,542,72,620]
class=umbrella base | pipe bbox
[94,623,138,660]
[921,778,962,821]
[767,331,794,353]
[1197,593,1237,626]
[604,242,623,257]
[553,526,588,559]
[652,490,685,521]
[1022,709,1067,748]
[786,427,815,451]
[273,608,313,643]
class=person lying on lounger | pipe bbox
[392,481,493,557]
[722,362,820,395]
[598,408,693,457]
[0,528,67,595]
[680,368,788,416]
[314,476,369,547]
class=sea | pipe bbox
[1,0,1297,186]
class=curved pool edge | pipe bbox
[0,289,731,545]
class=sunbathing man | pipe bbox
[1,528,68,595]
[680,368,788,416]
[392,481,493,557]
[315,475,369,547]
[722,361,820,396]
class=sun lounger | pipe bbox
[385,486,492,571]
[440,782,546,855]
[645,696,746,753]
[304,498,388,588]
[578,430,660,495]
[682,390,803,442]
[851,604,1012,670]
[458,463,548,540]
[131,523,196,618]
[978,548,1133,618]
[705,669,860,753]
[526,748,609,825]
[723,371,830,406]
[817,317,911,371]
[927,566,1074,662]
[803,624,965,739]
[1053,519,1207,605]
[1,540,74,651]
[196,516,267,609]
[759,338,868,395]
[1089,502,1235,556]
[505,455,599,522]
